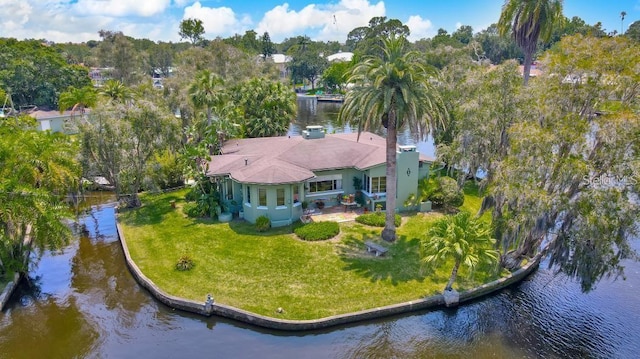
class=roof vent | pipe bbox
[302,125,325,139]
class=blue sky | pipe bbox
[1,1,638,43]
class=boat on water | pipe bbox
[315,94,344,102]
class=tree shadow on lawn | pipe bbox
[117,192,183,226]
[338,234,430,286]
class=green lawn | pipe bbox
[118,187,499,320]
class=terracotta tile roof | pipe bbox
[207,131,432,184]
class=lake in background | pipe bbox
[1,98,638,358]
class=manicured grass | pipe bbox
[461,181,492,222]
[119,187,499,320]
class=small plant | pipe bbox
[255,215,271,232]
[356,212,401,227]
[176,255,195,271]
[183,202,205,218]
[295,221,340,241]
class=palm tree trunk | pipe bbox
[523,49,533,86]
[206,106,214,155]
[381,110,397,242]
[445,260,461,291]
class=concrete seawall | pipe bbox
[0,226,32,312]
[116,222,543,331]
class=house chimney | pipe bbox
[302,125,325,139]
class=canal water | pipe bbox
[1,99,639,358]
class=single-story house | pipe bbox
[206,126,433,226]
[30,110,82,134]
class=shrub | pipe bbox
[356,212,401,227]
[176,255,195,271]
[146,150,184,190]
[255,215,271,232]
[418,176,464,208]
[183,202,206,218]
[294,221,340,241]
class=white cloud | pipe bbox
[0,0,181,43]
[256,0,385,42]
[73,0,171,17]
[173,0,193,7]
[183,2,249,37]
[0,0,32,31]
[405,15,433,41]
[455,22,462,30]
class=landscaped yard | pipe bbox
[118,186,500,320]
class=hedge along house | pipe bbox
[206,126,434,227]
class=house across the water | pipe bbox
[207,126,433,227]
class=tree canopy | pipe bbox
[0,38,90,109]
[498,0,564,85]
[179,18,205,45]
[0,116,80,276]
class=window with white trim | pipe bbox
[364,174,386,193]
[277,188,285,206]
[225,180,233,200]
[371,176,386,193]
[258,188,267,206]
[307,174,342,193]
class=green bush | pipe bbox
[426,176,464,209]
[255,215,271,232]
[294,221,340,241]
[146,150,184,190]
[176,255,195,271]
[355,212,401,227]
[183,202,206,218]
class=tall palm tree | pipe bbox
[189,69,225,128]
[189,70,226,155]
[58,86,97,117]
[422,211,499,291]
[621,11,627,34]
[339,34,447,242]
[498,0,564,85]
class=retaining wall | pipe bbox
[0,226,32,312]
[117,222,544,331]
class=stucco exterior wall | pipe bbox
[396,149,420,212]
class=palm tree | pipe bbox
[189,70,226,155]
[189,69,225,128]
[422,211,499,291]
[1,120,80,274]
[339,34,446,242]
[99,79,132,103]
[498,0,563,85]
[621,11,627,34]
[58,86,97,117]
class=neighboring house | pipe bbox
[30,110,82,134]
[326,51,353,62]
[259,53,291,81]
[89,67,112,87]
[207,126,433,227]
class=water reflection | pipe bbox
[292,96,436,158]
[1,102,639,358]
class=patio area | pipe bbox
[306,205,365,223]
